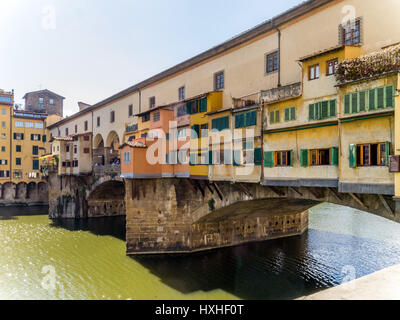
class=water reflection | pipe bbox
[0,205,48,220]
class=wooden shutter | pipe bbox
[369,89,376,110]
[199,98,207,113]
[321,101,329,119]
[344,94,351,114]
[331,147,339,166]
[329,100,337,117]
[275,110,280,123]
[290,150,294,167]
[386,85,394,108]
[359,91,366,112]
[300,149,309,167]
[246,110,257,127]
[264,151,274,168]
[290,107,296,121]
[221,116,229,130]
[386,141,391,166]
[349,144,357,168]
[233,150,241,166]
[351,93,358,113]
[377,87,384,109]
[284,108,290,122]
[270,111,275,124]
[186,102,192,115]
[224,149,232,165]
[209,150,213,165]
[309,104,315,120]
[254,148,262,166]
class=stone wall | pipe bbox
[0,182,48,206]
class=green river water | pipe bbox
[2,203,400,300]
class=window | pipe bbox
[84,148,90,154]
[149,97,156,109]
[14,132,24,140]
[1,109,5,115]
[153,112,160,122]
[341,19,361,45]
[84,135,90,141]
[97,116,100,127]
[110,111,115,123]
[0,160,7,165]
[177,105,186,117]
[33,160,39,170]
[124,151,131,164]
[0,171,10,178]
[35,122,43,129]
[129,104,133,117]
[42,135,47,143]
[16,158,21,166]
[16,145,21,152]
[235,110,257,128]
[326,59,338,76]
[284,107,296,122]
[66,145,70,152]
[1,134,5,139]
[65,128,69,136]
[275,151,292,167]
[32,146,39,155]
[243,141,254,165]
[39,98,44,104]
[1,122,5,128]
[179,86,185,101]
[141,113,150,123]
[354,143,388,167]
[15,121,24,128]
[310,149,331,166]
[265,51,279,74]
[31,134,41,141]
[83,121,87,131]
[75,125,78,133]
[309,100,337,120]
[270,110,280,124]
[200,124,208,138]
[141,133,148,139]
[211,116,230,131]
[344,86,394,114]
[1,146,5,152]
[72,160,79,168]
[25,122,34,128]
[74,146,77,154]
[309,64,320,80]
[13,170,22,179]
[214,71,225,90]
[49,99,54,105]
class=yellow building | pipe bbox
[0,90,13,181]
[188,91,223,179]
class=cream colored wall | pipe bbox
[264,126,340,180]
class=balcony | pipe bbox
[126,124,138,133]
[232,92,260,110]
[261,82,302,104]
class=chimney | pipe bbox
[78,102,91,112]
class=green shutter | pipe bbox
[386,141,391,166]
[344,94,351,114]
[246,110,257,127]
[300,149,309,167]
[209,150,213,165]
[331,147,339,166]
[254,148,262,166]
[186,102,192,115]
[270,111,275,124]
[291,107,296,121]
[199,98,207,113]
[222,116,229,130]
[386,85,394,108]
[290,150,294,167]
[284,108,290,122]
[212,118,217,130]
[309,104,315,120]
[315,103,320,120]
[235,114,245,129]
[264,151,274,168]
[369,89,376,110]
[351,92,358,114]
[349,144,357,168]
[275,110,280,123]
[224,149,232,165]
[359,91,366,112]
[377,87,385,109]
[329,100,337,117]
[321,101,329,119]
[233,150,241,166]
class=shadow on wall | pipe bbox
[50,216,126,241]
[0,205,49,220]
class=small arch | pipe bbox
[106,131,120,149]
[94,134,105,149]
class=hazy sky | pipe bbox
[0,0,302,116]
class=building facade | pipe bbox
[23,89,64,117]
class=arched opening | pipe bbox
[93,134,106,167]
[87,180,126,218]
[105,131,121,166]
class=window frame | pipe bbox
[357,143,387,167]
[178,86,185,101]
[326,58,338,76]
[309,149,331,166]
[275,150,292,167]
[308,64,320,81]
[149,96,156,109]
[265,51,279,74]
[214,71,225,91]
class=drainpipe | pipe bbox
[139,90,142,114]
[272,20,281,88]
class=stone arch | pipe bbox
[106,131,121,149]
[87,180,125,217]
[94,134,105,149]
[15,182,27,200]
[2,182,16,201]
[26,182,37,200]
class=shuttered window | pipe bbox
[212,116,230,131]
[235,113,245,128]
[284,107,296,122]
[264,151,274,168]
[270,110,280,124]
[254,148,262,166]
[199,98,207,113]
[331,147,339,166]
[235,110,257,128]
[368,85,394,111]
[309,100,336,120]
[300,149,309,167]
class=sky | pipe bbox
[0,0,302,117]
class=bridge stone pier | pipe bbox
[124,178,399,255]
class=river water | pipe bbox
[1,203,400,300]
